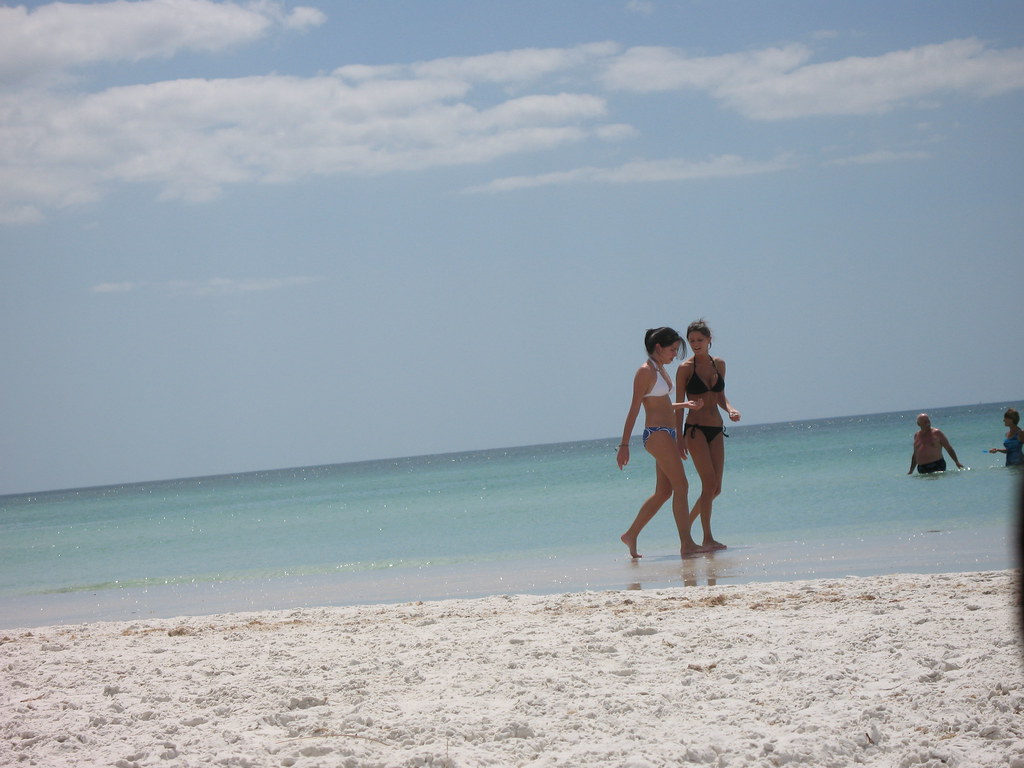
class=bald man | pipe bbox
[908,413,964,474]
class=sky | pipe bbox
[1,0,1022,495]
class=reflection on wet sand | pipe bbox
[627,549,724,591]
[619,523,1012,597]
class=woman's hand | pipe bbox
[727,409,741,422]
[617,445,629,469]
[674,398,703,411]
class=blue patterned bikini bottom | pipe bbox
[642,426,677,447]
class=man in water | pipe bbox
[908,413,964,474]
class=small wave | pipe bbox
[28,552,531,596]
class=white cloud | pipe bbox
[4,3,1024,223]
[90,276,322,295]
[333,42,620,89]
[0,206,44,225]
[92,281,138,293]
[476,93,607,128]
[464,153,795,193]
[0,0,325,88]
[280,6,327,31]
[826,149,931,166]
[603,44,813,93]
[626,1,655,15]
[409,42,620,84]
[174,276,322,295]
[603,38,1024,119]
[0,44,616,219]
[595,123,639,141]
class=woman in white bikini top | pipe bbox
[616,327,704,559]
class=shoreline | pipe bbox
[3,570,1022,767]
[3,523,1014,631]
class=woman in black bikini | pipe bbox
[676,319,740,551]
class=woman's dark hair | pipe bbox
[1006,407,1020,426]
[644,327,684,355]
[686,318,712,339]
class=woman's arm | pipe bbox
[715,359,741,422]
[617,366,654,469]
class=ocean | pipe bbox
[1,402,1019,629]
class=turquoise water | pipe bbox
[1,402,1019,628]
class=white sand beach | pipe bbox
[3,570,1022,767]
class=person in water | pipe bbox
[908,413,964,474]
[617,327,703,559]
[676,319,740,551]
[989,407,1023,466]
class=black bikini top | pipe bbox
[685,358,725,395]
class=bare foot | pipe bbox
[681,540,708,557]
[621,533,641,559]
[704,539,727,551]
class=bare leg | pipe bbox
[644,431,702,556]
[621,468,671,558]
[686,430,727,550]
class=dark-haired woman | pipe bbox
[676,319,740,551]
[617,327,703,559]
[989,407,1023,466]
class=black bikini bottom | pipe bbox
[685,423,727,443]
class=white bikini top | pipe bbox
[643,359,674,398]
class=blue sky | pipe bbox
[2,0,1022,494]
